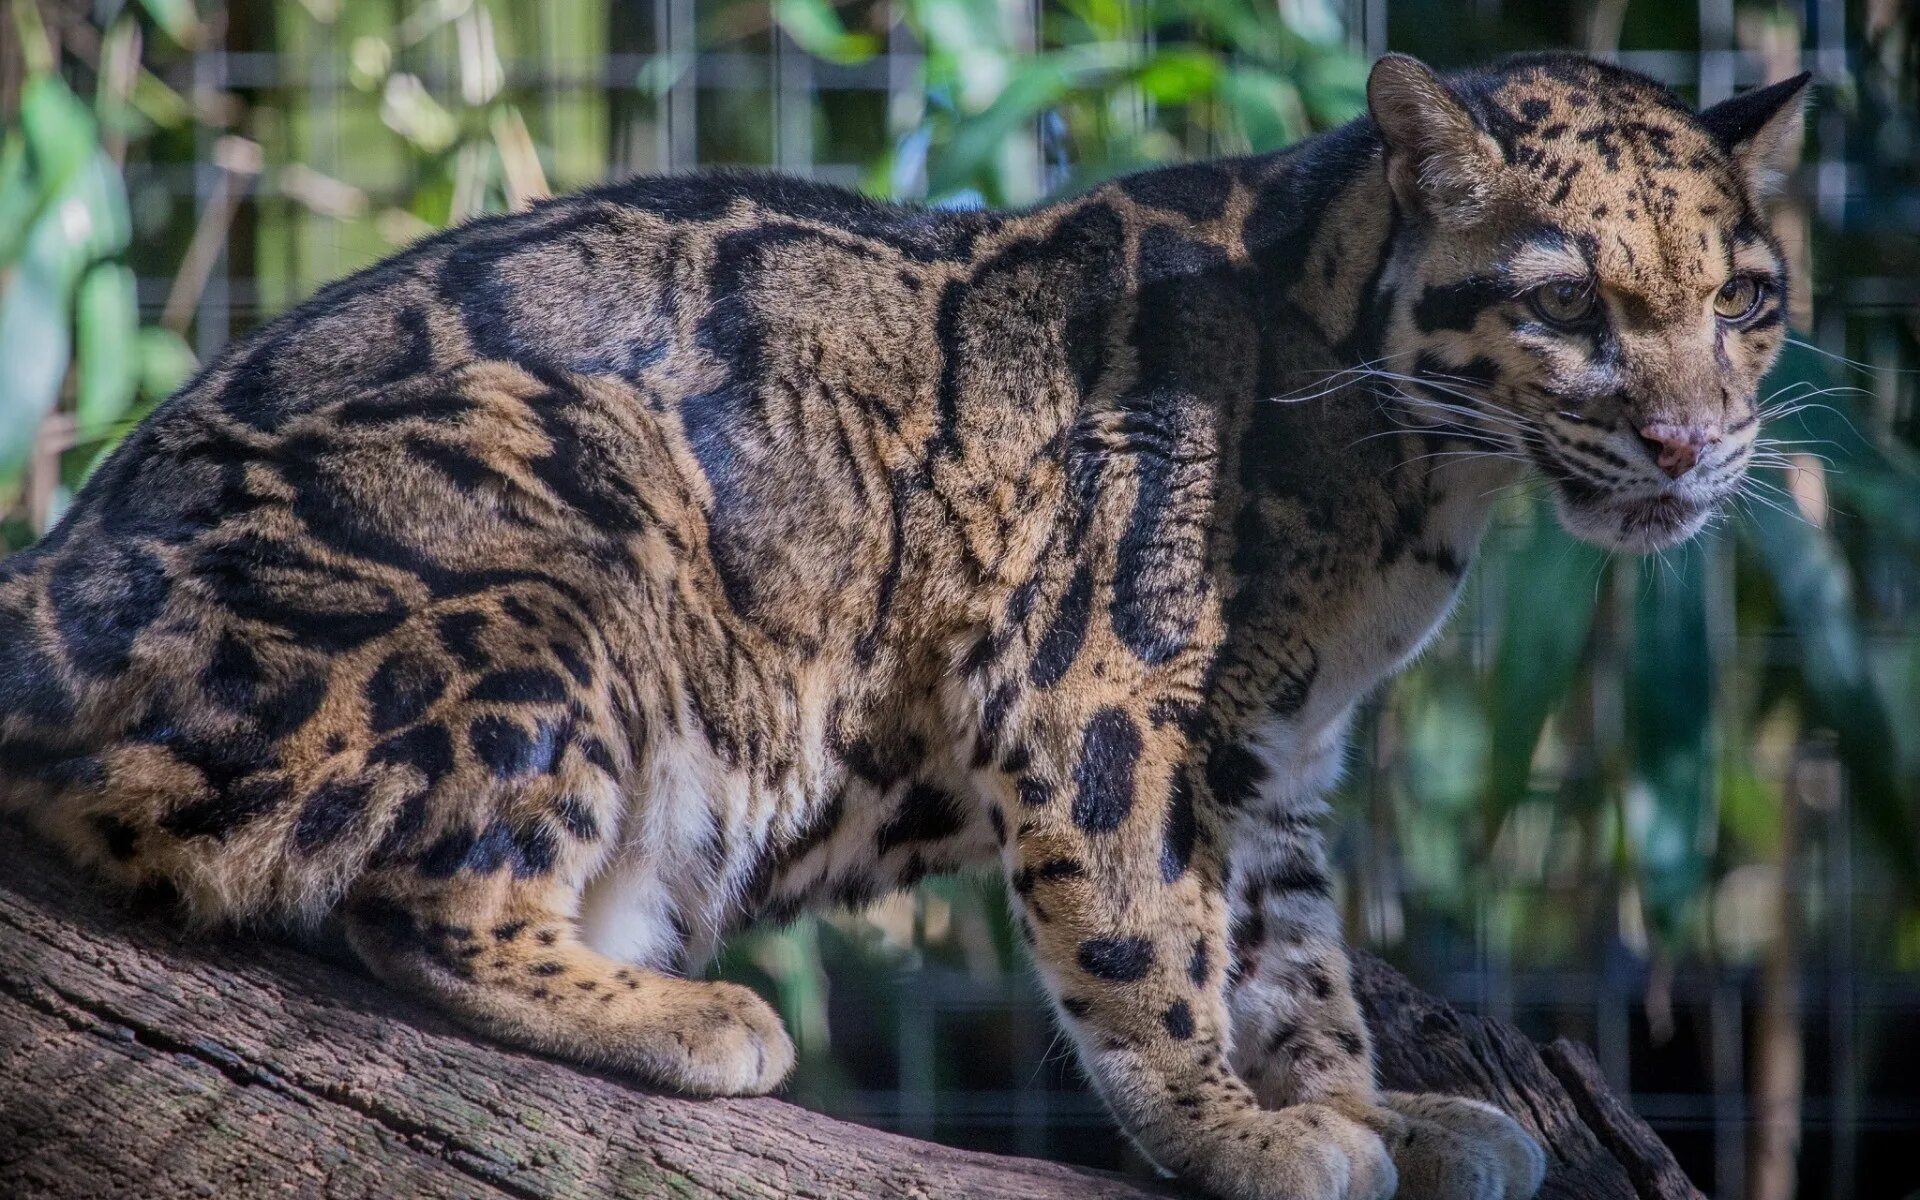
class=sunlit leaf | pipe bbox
[75,262,141,437]
[136,327,198,401]
[136,0,202,48]
[0,231,75,476]
[0,135,34,265]
[1136,47,1222,104]
[19,75,95,194]
[774,0,882,66]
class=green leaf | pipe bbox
[0,231,74,477]
[136,327,199,401]
[0,135,35,265]
[926,51,1083,198]
[19,75,97,194]
[1135,47,1222,105]
[1217,66,1307,151]
[774,0,881,66]
[75,262,141,437]
[1742,344,1920,896]
[1298,51,1370,126]
[136,0,202,48]
[1483,500,1608,824]
[0,145,124,478]
[1627,547,1714,942]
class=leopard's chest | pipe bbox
[1230,459,1501,793]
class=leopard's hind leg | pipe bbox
[343,848,794,1096]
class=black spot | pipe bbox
[367,653,446,733]
[194,534,410,654]
[1061,996,1092,1019]
[512,822,560,877]
[1205,742,1268,808]
[832,724,922,791]
[1077,935,1155,982]
[1334,1029,1366,1057]
[553,794,600,841]
[1107,391,1207,667]
[436,611,490,669]
[336,389,473,428]
[1303,962,1337,999]
[468,668,568,706]
[47,545,171,679]
[0,733,101,787]
[1188,938,1210,986]
[0,594,77,724]
[1119,162,1233,222]
[469,715,562,779]
[875,783,968,855]
[417,827,479,878]
[1268,646,1320,719]
[90,814,140,861]
[552,642,593,687]
[1038,857,1085,881]
[464,820,522,875]
[1071,708,1141,833]
[1016,777,1052,808]
[959,633,994,677]
[159,772,291,841]
[529,960,565,977]
[370,723,456,789]
[1264,1023,1299,1058]
[1160,767,1198,883]
[292,778,373,854]
[1029,564,1093,688]
[578,734,617,775]
[1163,1000,1195,1040]
[405,435,507,493]
[200,632,263,713]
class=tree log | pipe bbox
[0,825,1699,1199]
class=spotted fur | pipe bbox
[0,53,1805,1200]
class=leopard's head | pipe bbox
[1367,53,1809,551]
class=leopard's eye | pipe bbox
[1529,280,1597,326]
[1714,275,1764,321]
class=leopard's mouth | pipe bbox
[1553,486,1715,552]
[1527,436,1730,553]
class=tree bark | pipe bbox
[0,824,1700,1199]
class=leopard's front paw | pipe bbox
[1187,1104,1398,1200]
[1374,1092,1547,1200]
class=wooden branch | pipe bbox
[0,825,1699,1199]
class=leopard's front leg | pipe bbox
[976,627,1394,1198]
[1222,723,1547,1200]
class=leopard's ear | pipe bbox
[1366,54,1501,218]
[1698,72,1812,200]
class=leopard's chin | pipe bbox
[1554,490,1715,553]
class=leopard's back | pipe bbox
[0,172,1015,923]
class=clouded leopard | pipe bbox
[0,52,1808,1200]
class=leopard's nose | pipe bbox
[1637,423,1718,479]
